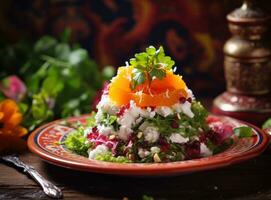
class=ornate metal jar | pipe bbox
[213,0,271,125]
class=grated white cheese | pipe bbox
[97,125,114,136]
[180,101,194,118]
[88,144,108,159]
[200,143,213,157]
[118,125,133,141]
[155,106,173,117]
[150,146,160,154]
[143,126,160,143]
[138,148,150,158]
[169,133,189,144]
[96,95,119,115]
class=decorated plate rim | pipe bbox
[27,114,269,176]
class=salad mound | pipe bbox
[64,46,236,163]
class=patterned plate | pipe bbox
[27,115,269,176]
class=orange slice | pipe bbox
[108,66,188,107]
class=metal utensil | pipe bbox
[1,154,63,199]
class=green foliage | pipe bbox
[129,46,175,90]
[0,29,115,130]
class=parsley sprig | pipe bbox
[129,46,175,90]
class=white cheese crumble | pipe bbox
[139,121,151,131]
[155,106,173,117]
[118,125,133,141]
[97,95,119,115]
[138,148,150,158]
[150,146,160,154]
[118,101,156,129]
[97,125,114,136]
[95,109,104,123]
[83,127,92,137]
[88,144,108,159]
[180,101,194,118]
[117,101,143,128]
[172,101,194,118]
[169,133,189,144]
[187,89,195,100]
[200,143,213,157]
[143,126,160,143]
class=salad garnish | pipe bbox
[62,46,253,163]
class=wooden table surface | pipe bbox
[0,99,270,200]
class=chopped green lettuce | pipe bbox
[95,152,131,163]
[233,126,253,138]
[64,127,90,157]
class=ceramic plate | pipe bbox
[27,115,269,176]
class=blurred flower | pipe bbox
[0,99,27,152]
[0,75,27,102]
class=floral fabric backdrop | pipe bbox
[0,0,270,96]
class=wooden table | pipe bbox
[0,99,270,200]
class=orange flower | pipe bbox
[0,99,27,152]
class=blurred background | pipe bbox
[0,0,270,98]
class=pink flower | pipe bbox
[0,76,26,102]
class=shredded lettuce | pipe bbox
[233,126,253,138]
[95,152,131,163]
[64,127,90,157]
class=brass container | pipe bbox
[213,0,271,125]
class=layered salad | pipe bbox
[64,46,243,163]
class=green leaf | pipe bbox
[102,66,116,80]
[146,46,156,55]
[233,126,253,138]
[18,102,29,114]
[68,49,88,65]
[0,92,5,101]
[64,128,90,157]
[54,43,70,60]
[131,70,146,90]
[109,115,117,125]
[34,36,57,53]
[42,75,64,97]
[86,113,96,127]
[95,152,131,163]
[31,93,53,120]
[263,118,271,129]
[129,45,175,90]
[60,28,71,43]
[149,67,166,80]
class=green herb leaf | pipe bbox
[131,70,146,90]
[129,46,175,90]
[34,36,57,53]
[149,67,166,80]
[263,118,271,129]
[234,126,253,138]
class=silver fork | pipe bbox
[1,154,63,199]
